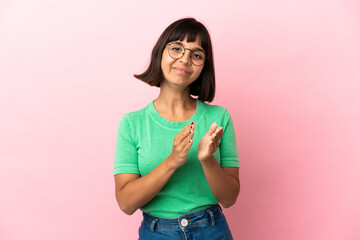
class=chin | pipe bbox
[163,74,197,87]
[176,79,195,86]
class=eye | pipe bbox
[168,43,184,53]
[192,52,204,60]
[171,47,182,52]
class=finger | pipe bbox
[186,127,196,143]
[214,133,220,148]
[183,137,193,152]
[211,132,217,141]
[215,130,220,140]
[212,129,220,143]
[219,128,224,138]
[216,127,223,138]
[189,122,196,135]
[218,128,223,138]
[178,123,195,149]
[208,122,217,136]
[186,122,196,140]
[214,128,222,148]
[213,135,220,149]
[215,126,222,134]
[178,133,192,152]
[215,127,223,139]
[180,136,193,152]
[218,128,224,140]
[177,123,194,143]
[210,134,217,149]
[215,134,220,149]
[185,129,194,145]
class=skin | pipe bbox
[114,35,240,215]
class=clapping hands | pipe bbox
[169,122,223,169]
[197,123,223,162]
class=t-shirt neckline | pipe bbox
[147,98,204,129]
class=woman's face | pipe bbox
[160,35,205,88]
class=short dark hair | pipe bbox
[134,18,215,102]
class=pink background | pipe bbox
[1,0,360,239]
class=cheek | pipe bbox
[194,66,204,78]
[161,52,175,72]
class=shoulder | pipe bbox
[117,104,149,134]
[121,104,148,123]
[199,101,234,127]
[117,105,149,142]
[200,100,229,116]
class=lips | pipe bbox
[173,67,191,75]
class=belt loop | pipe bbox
[150,218,158,232]
[207,209,216,227]
[218,203,223,213]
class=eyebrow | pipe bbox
[172,41,205,53]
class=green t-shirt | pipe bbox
[114,99,239,218]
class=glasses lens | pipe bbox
[191,51,206,66]
[168,43,184,59]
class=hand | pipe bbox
[197,123,223,162]
[168,122,195,169]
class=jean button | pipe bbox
[181,218,188,227]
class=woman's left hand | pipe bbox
[198,123,223,162]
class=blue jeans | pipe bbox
[138,204,233,240]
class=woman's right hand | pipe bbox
[168,122,195,169]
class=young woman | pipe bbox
[114,17,240,240]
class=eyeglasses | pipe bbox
[166,42,206,66]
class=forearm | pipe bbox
[200,155,240,208]
[116,156,177,215]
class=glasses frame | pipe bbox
[166,42,207,66]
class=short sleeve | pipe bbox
[219,109,239,167]
[114,114,140,175]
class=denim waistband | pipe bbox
[142,204,223,231]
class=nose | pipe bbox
[179,49,192,65]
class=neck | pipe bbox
[154,81,196,114]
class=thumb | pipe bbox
[208,122,217,135]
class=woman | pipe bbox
[114,18,240,239]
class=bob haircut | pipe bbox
[134,18,215,102]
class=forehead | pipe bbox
[170,35,204,50]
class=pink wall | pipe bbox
[1,0,359,239]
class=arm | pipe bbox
[114,123,196,215]
[114,156,177,215]
[198,121,240,208]
[200,158,240,208]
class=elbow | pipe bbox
[222,204,233,209]
[221,184,240,208]
[116,192,137,215]
[220,198,237,208]
[120,205,137,215]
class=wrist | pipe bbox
[198,154,214,163]
[165,155,180,171]
[199,155,219,169]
